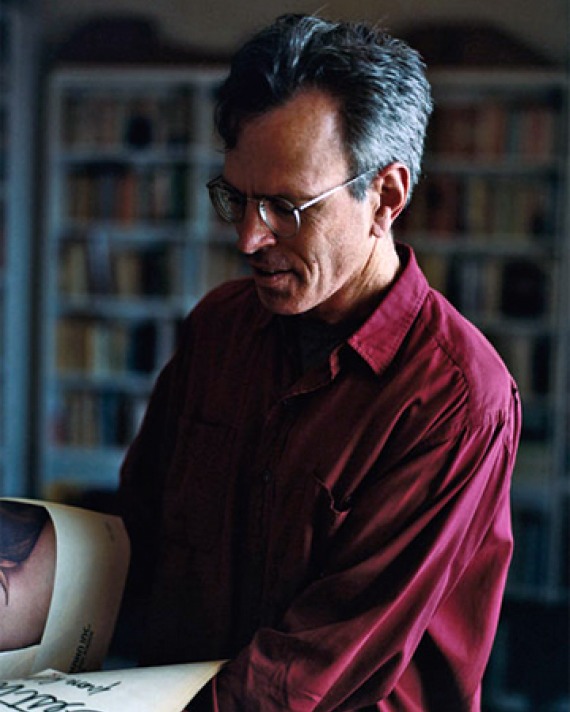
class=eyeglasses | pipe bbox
[206,170,375,239]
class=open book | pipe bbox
[0,498,223,711]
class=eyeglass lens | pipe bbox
[209,181,299,237]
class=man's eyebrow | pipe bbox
[218,176,243,194]
[220,174,302,205]
[220,176,291,202]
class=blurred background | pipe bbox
[1,0,568,709]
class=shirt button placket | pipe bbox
[258,465,276,625]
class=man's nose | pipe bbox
[235,202,277,255]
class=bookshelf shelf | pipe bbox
[57,371,156,393]
[58,295,194,317]
[409,235,557,258]
[46,446,128,491]
[426,156,563,174]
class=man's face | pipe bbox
[223,89,384,324]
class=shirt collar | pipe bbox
[347,243,429,376]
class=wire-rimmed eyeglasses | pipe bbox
[206,170,376,239]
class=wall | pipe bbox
[40,0,568,65]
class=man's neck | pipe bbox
[308,236,401,327]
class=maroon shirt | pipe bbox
[119,243,521,711]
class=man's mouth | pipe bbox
[249,260,292,276]
[254,266,288,276]
[250,262,294,287]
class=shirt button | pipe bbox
[262,468,272,483]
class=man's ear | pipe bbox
[370,163,410,238]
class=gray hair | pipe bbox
[214,14,433,200]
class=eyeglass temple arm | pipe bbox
[297,171,376,213]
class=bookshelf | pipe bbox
[0,1,36,495]
[398,68,569,710]
[38,66,247,493]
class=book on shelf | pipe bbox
[402,173,556,239]
[509,504,550,590]
[59,234,179,300]
[53,390,143,448]
[65,164,191,225]
[0,498,224,711]
[500,260,548,318]
[56,316,173,378]
[428,100,559,160]
[415,253,523,323]
[61,89,196,151]
[487,331,552,398]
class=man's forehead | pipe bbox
[236,89,342,149]
[223,89,348,194]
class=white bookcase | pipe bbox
[38,66,244,494]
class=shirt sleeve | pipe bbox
[209,390,521,711]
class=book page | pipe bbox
[0,661,225,712]
[0,499,130,678]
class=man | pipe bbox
[119,14,521,711]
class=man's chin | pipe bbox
[255,284,310,316]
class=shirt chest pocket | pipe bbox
[162,417,235,551]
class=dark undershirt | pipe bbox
[279,315,357,374]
